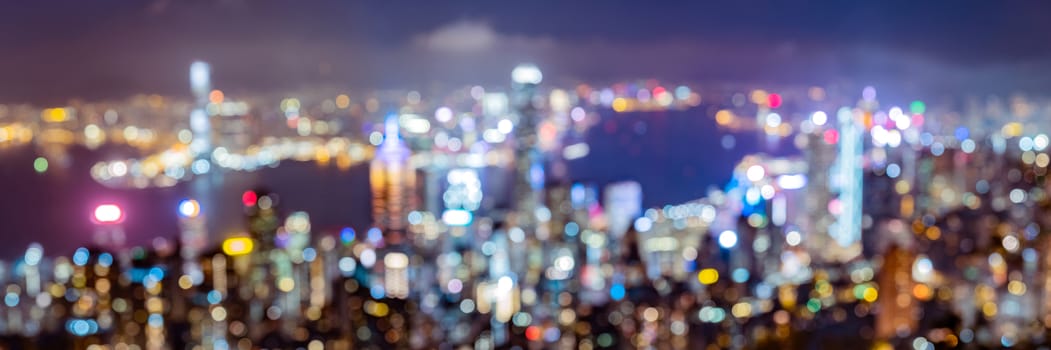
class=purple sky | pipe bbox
[3,0,1051,103]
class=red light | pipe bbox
[525,326,542,341]
[93,204,123,224]
[242,191,257,207]
[823,129,839,144]
[768,93,783,108]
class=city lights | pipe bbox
[441,209,473,226]
[221,237,254,256]
[718,230,738,248]
[177,199,200,218]
[12,74,1047,349]
[811,111,828,126]
[241,190,257,207]
[776,174,808,190]
[746,165,765,182]
[32,157,47,173]
[3,4,1050,348]
[511,64,543,85]
[92,204,124,224]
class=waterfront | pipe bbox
[0,107,784,259]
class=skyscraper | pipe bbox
[828,107,864,261]
[509,64,544,227]
[189,61,212,156]
[370,115,418,244]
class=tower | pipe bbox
[828,107,864,261]
[189,61,212,156]
[370,115,417,244]
[509,64,544,227]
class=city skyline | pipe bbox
[2,2,1051,349]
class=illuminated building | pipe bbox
[799,116,839,262]
[369,115,419,243]
[243,188,280,251]
[875,245,917,339]
[177,199,207,277]
[91,204,126,252]
[383,252,410,299]
[603,181,642,238]
[828,107,864,261]
[508,64,544,227]
[189,61,212,156]
[209,97,257,153]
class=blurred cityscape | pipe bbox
[2,56,1051,350]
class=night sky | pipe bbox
[3,0,1051,103]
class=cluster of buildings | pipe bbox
[3,62,1051,349]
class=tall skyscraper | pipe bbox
[604,181,643,238]
[370,115,418,243]
[509,64,544,227]
[828,107,864,261]
[189,61,212,156]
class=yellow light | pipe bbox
[42,108,68,123]
[146,297,164,313]
[715,109,734,126]
[862,287,878,302]
[895,180,911,195]
[872,341,894,350]
[698,268,719,285]
[925,226,941,240]
[178,275,193,289]
[945,334,958,347]
[277,277,295,292]
[222,237,254,256]
[373,302,389,317]
[1008,280,1027,295]
[611,98,628,112]
[1002,122,1023,137]
[336,94,351,109]
[900,195,914,217]
[731,302,752,318]
[981,302,997,317]
[211,306,227,321]
[750,90,768,105]
[912,284,932,300]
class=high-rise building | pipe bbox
[177,198,207,277]
[91,204,126,252]
[876,245,918,339]
[243,188,280,252]
[508,64,544,227]
[370,115,418,243]
[189,61,212,156]
[604,181,643,238]
[828,107,864,261]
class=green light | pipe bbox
[910,100,926,114]
[33,157,48,173]
[806,298,821,313]
[853,284,867,300]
